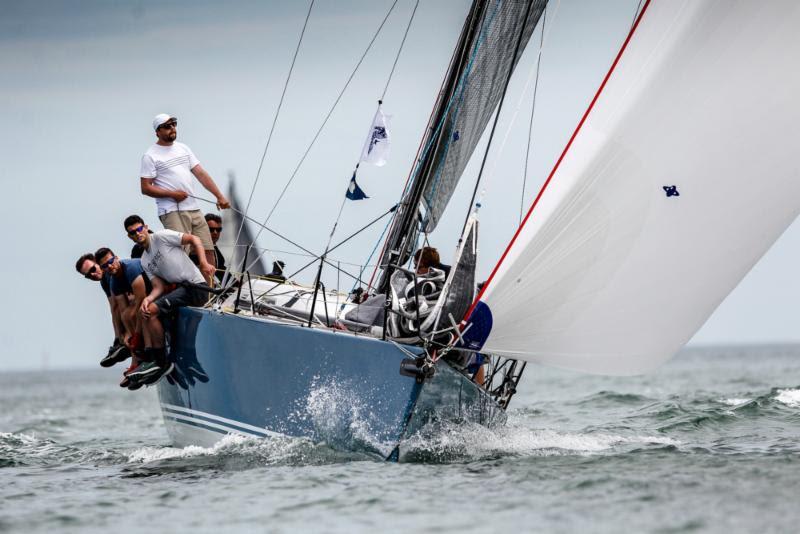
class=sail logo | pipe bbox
[663,185,680,197]
[367,126,387,155]
[360,105,390,167]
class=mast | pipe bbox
[377,0,486,291]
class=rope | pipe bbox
[381,0,420,101]
[520,5,546,224]
[188,194,317,259]
[245,0,401,273]
[234,0,314,268]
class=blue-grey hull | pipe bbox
[157,308,505,459]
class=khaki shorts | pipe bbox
[159,209,214,251]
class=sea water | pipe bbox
[1,345,798,533]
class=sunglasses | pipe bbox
[159,121,177,130]
[100,255,117,270]
[209,226,223,233]
[83,265,99,279]
[127,224,145,236]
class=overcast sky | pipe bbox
[1,0,798,372]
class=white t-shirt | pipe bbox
[140,142,201,215]
[140,230,205,285]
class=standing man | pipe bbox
[140,113,230,278]
[124,215,215,386]
[204,213,227,283]
[74,253,129,367]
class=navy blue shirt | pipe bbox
[110,259,146,296]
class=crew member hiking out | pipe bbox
[140,113,230,280]
[74,252,129,367]
[124,215,214,387]
[94,247,151,389]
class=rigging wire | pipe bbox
[630,0,644,30]
[480,0,561,185]
[233,0,315,273]
[520,5,547,224]
[381,0,420,101]
[245,0,401,273]
[188,194,369,294]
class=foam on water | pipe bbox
[401,420,680,462]
[775,388,800,407]
[127,433,254,463]
[720,398,752,406]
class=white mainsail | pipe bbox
[471,0,800,375]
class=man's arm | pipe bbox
[141,177,188,202]
[181,233,216,281]
[108,297,124,341]
[190,165,230,209]
[114,294,136,341]
[129,276,149,336]
[140,275,166,318]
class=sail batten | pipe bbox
[471,0,800,375]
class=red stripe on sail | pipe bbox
[463,0,654,322]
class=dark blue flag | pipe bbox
[345,173,368,200]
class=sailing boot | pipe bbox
[101,339,130,368]
[126,348,169,386]
[130,347,174,386]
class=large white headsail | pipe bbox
[466,0,800,375]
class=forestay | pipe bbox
[470,0,800,375]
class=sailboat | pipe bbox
[156,0,800,460]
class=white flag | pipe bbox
[360,104,391,166]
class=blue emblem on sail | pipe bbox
[346,173,368,200]
[663,185,679,197]
[453,130,460,141]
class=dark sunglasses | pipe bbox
[127,224,145,236]
[158,120,177,130]
[209,226,223,233]
[100,255,117,269]
[83,264,99,279]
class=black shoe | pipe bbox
[143,362,174,386]
[128,361,175,387]
[101,342,130,368]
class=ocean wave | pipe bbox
[122,433,373,475]
[0,431,124,468]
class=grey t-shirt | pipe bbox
[140,230,205,285]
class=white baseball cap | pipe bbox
[152,113,176,131]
